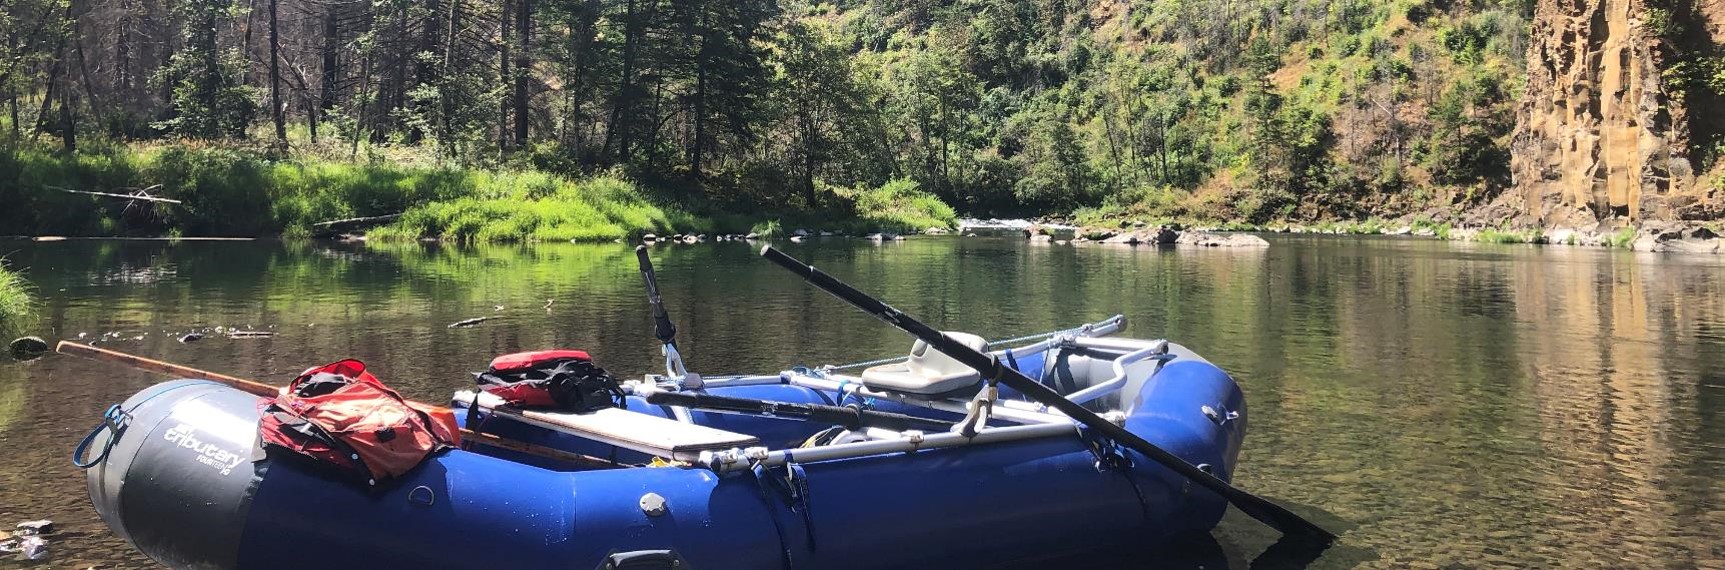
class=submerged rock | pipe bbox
[14,520,51,535]
[8,337,47,361]
[0,535,47,560]
[1175,232,1270,248]
[1078,227,1117,241]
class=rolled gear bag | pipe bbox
[476,350,626,412]
[259,359,459,484]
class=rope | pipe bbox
[72,381,207,469]
[72,405,129,469]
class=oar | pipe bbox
[55,341,612,468]
[636,245,690,379]
[757,246,1336,543]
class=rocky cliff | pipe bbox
[1509,0,1724,225]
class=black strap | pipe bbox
[751,462,797,570]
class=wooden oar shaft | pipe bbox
[54,341,610,467]
[56,341,454,413]
[57,341,280,397]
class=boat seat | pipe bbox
[860,332,989,396]
[454,391,759,461]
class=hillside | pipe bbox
[0,0,1721,236]
[827,0,1532,222]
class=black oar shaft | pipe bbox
[758,245,1335,542]
[635,245,678,345]
[644,390,950,432]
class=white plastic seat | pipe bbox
[860,332,988,395]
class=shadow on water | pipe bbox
[1000,497,1370,570]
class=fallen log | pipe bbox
[311,213,404,228]
[47,185,181,204]
[448,316,494,328]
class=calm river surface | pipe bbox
[1,236,1722,568]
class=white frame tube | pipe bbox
[785,373,1070,424]
[1063,340,1169,404]
[698,422,1081,472]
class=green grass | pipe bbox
[1475,228,1543,244]
[838,179,958,233]
[1410,218,1452,239]
[1606,226,1638,248]
[750,219,784,238]
[368,173,711,242]
[4,144,963,242]
[1,144,473,237]
[0,262,34,340]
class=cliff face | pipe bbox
[1510,0,1723,224]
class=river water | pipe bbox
[0,236,1721,568]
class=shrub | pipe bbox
[0,262,33,340]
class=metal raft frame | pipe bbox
[461,316,1165,472]
[656,315,1173,473]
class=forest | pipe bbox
[0,0,1545,238]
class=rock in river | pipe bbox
[1175,232,1270,248]
[8,336,48,361]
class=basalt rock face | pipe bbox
[1510,0,1723,224]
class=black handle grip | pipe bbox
[635,245,678,345]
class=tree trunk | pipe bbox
[317,5,339,143]
[59,90,76,152]
[604,0,637,160]
[408,0,439,144]
[198,5,222,137]
[73,21,106,130]
[240,0,257,84]
[37,46,63,136]
[801,114,817,206]
[499,0,512,153]
[352,53,372,159]
[689,4,707,178]
[269,0,285,144]
[441,0,460,155]
[512,0,530,147]
[686,4,707,177]
[117,4,132,97]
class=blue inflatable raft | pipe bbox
[79,316,1247,569]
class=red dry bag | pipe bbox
[259,359,459,484]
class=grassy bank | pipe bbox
[0,263,32,340]
[1,145,957,242]
[369,176,956,242]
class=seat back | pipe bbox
[861,332,989,395]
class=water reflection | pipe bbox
[0,236,1721,568]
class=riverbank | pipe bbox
[1045,213,1724,254]
[1,146,957,242]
